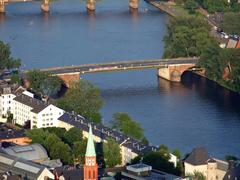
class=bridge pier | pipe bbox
[86,0,96,11]
[0,0,5,13]
[56,72,81,88]
[41,0,50,12]
[158,64,195,82]
[129,0,139,9]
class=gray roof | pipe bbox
[0,123,26,140]
[58,112,157,155]
[184,147,210,166]
[54,167,83,180]
[2,144,49,163]
[0,152,53,180]
[13,94,48,113]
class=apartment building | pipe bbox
[12,94,64,128]
[58,111,178,166]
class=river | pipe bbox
[0,0,240,159]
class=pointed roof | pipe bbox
[85,125,96,157]
[184,147,210,166]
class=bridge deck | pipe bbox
[37,57,199,75]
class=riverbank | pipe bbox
[145,0,240,94]
[144,0,191,17]
[194,71,240,93]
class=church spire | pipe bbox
[84,125,98,180]
[85,125,96,157]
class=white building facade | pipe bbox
[12,94,64,128]
[0,87,16,118]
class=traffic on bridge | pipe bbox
[39,57,199,75]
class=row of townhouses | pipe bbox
[57,111,177,166]
[0,83,177,166]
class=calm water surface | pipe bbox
[0,0,240,159]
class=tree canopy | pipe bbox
[26,127,85,165]
[73,139,88,164]
[63,127,83,146]
[111,112,148,143]
[26,70,62,97]
[132,151,181,176]
[199,45,240,91]
[195,0,240,13]
[225,154,238,161]
[56,80,103,123]
[163,17,214,58]
[0,40,21,72]
[184,0,199,13]
[186,170,206,180]
[220,12,240,35]
[103,138,122,168]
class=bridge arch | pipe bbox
[158,63,196,82]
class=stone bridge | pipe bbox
[0,0,139,13]
[37,57,199,87]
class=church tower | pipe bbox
[84,125,98,180]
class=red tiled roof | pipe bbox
[236,40,240,49]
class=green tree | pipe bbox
[73,139,88,164]
[198,0,240,13]
[163,17,214,58]
[132,151,181,176]
[225,154,238,161]
[172,149,181,159]
[26,70,61,97]
[141,136,149,145]
[25,129,49,145]
[111,112,146,141]
[44,127,66,139]
[186,170,206,180]
[50,141,73,164]
[184,0,199,13]
[0,40,21,72]
[10,74,23,85]
[63,127,83,146]
[6,113,13,124]
[44,133,61,152]
[198,42,224,81]
[199,43,240,92]
[158,144,171,160]
[103,138,121,168]
[56,80,103,123]
[221,12,240,35]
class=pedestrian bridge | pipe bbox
[37,57,200,87]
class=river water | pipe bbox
[0,0,240,159]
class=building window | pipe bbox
[93,171,95,178]
[89,171,91,179]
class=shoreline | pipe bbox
[144,0,239,94]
